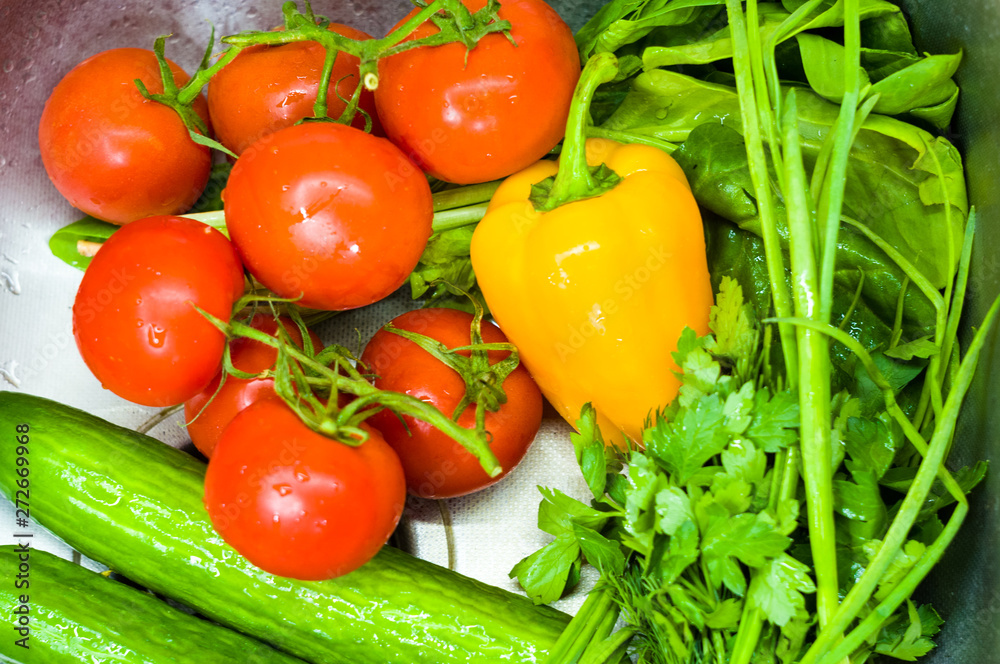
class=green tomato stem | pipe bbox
[201,310,502,477]
[312,45,339,119]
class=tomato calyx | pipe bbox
[222,0,512,98]
[133,31,242,158]
[529,52,623,213]
[404,0,517,55]
[381,293,520,435]
[196,295,504,478]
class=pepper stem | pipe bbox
[531,52,621,213]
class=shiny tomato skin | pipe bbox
[72,216,244,407]
[375,0,580,184]
[204,398,406,580]
[208,23,382,156]
[360,308,543,499]
[184,314,323,458]
[39,48,212,224]
[223,122,432,311]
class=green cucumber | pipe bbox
[0,392,569,663]
[0,545,305,664]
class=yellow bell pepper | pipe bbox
[470,53,713,448]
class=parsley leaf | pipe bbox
[745,389,800,453]
[701,511,791,595]
[708,276,760,381]
[645,394,730,484]
[570,403,611,498]
[748,554,817,627]
[509,533,581,605]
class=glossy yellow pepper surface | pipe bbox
[470,136,714,448]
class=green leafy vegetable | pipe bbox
[523,3,997,663]
[48,216,119,270]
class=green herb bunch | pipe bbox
[514,276,990,663]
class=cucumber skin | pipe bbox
[0,392,569,664]
[0,546,306,664]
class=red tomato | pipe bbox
[360,308,543,499]
[39,48,212,224]
[375,0,580,184]
[223,122,432,311]
[208,23,382,156]
[72,216,245,407]
[204,398,406,580]
[184,314,323,458]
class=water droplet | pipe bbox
[272,514,281,523]
[655,107,669,120]
[1,270,20,295]
[147,325,166,348]
[246,6,258,18]
[135,319,144,328]
[0,156,7,168]
[273,483,293,497]
[1,61,12,74]
[295,469,310,483]
[0,360,20,388]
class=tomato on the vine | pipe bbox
[375,0,580,184]
[72,216,245,407]
[184,314,323,458]
[39,48,212,224]
[204,397,406,580]
[360,308,543,499]
[223,122,432,311]
[208,23,382,156]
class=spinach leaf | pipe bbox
[642,0,901,68]
[48,217,119,271]
[793,34,961,127]
[575,0,724,61]
[607,70,966,295]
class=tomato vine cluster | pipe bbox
[45,0,579,580]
